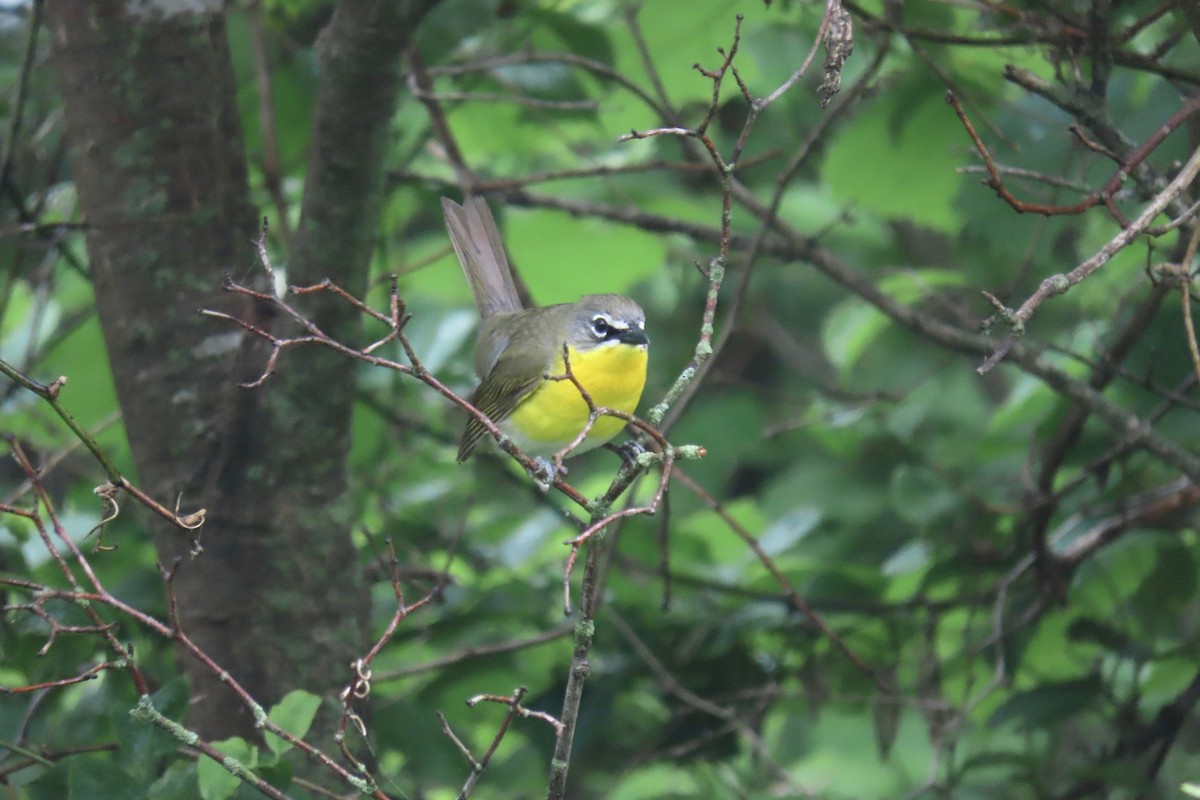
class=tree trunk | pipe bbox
[44,0,383,740]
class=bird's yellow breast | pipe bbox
[502,342,648,456]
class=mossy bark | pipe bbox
[46,0,435,741]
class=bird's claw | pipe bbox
[530,457,566,490]
[606,439,647,468]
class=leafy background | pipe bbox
[3,0,1200,798]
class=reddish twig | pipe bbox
[560,450,675,616]
[202,237,601,508]
[977,143,1200,373]
[336,539,436,777]
[543,343,673,473]
[245,0,292,251]
[672,466,890,692]
[377,623,574,681]
[441,686,562,799]
[2,454,301,800]
[0,591,118,658]
[3,440,151,694]
[607,611,808,796]
[152,561,395,799]
[0,364,206,552]
[948,91,1200,221]
[1,660,124,695]
[466,688,565,736]
[539,345,693,614]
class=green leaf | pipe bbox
[255,758,294,792]
[873,667,901,758]
[824,84,964,231]
[608,763,702,799]
[988,676,1106,730]
[1131,540,1198,633]
[507,209,665,303]
[881,540,931,577]
[69,756,137,800]
[888,464,958,529]
[112,679,189,784]
[527,8,615,67]
[264,690,322,757]
[822,299,885,376]
[196,737,255,800]
[822,269,966,373]
[147,761,200,800]
[1066,618,1153,662]
[758,507,821,557]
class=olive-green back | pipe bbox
[457,304,575,461]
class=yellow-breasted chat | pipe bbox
[441,196,649,475]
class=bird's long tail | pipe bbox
[441,196,526,319]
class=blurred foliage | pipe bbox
[4,0,1200,798]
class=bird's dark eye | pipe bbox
[591,316,610,338]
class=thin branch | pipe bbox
[337,539,437,774]
[129,696,292,800]
[377,623,574,681]
[0,362,204,549]
[671,467,889,691]
[607,611,811,797]
[246,0,292,250]
[0,0,42,197]
[977,142,1200,373]
[217,223,570,485]
[429,49,672,121]
[949,92,1200,222]
[1178,220,1200,384]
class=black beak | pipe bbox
[617,327,649,346]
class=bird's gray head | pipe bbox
[566,294,648,351]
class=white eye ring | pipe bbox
[591,315,611,338]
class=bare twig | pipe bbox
[671,466,889,691]
[377,623,574,681]
[445,687,562,799]
[0,0,42,197]
[337,539,437,774]
[0,362,205,551]
[608,611,811,796]
[245,0,292,250]
[977,143,1200,373]
[202,261,599,507]
[1177,220,1200,384]
[948,92,1200,223]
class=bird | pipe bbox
[441,196,649,478]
